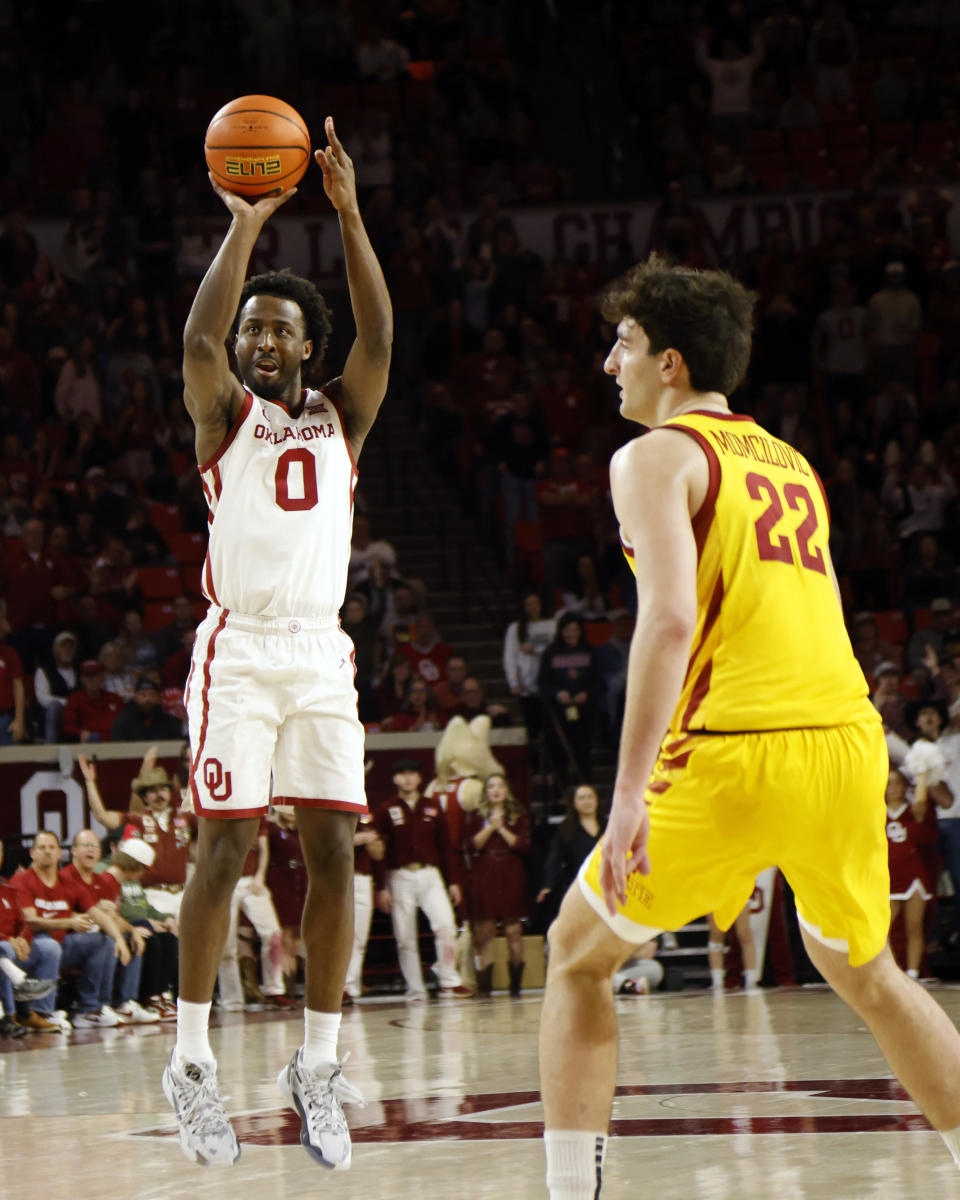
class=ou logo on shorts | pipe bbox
[204,757,233,802]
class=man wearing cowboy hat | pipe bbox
[78,756,196,920]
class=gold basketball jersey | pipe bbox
[620,411,875,733]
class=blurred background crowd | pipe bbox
[3,0,960,1016]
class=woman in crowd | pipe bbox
[537,612,599,782]
[503,589,556,742]
[464,772,530,995]
[265,805,308,998]
[536,783,605,929]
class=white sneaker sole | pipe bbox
[276,1064,351,1170]
[162,1065,241,1168]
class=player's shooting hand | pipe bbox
[599,792,652,917]
[315,117,358,214]
[209,174,297,223]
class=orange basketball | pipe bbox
[204,95,311,198]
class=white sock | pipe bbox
[941,1124,960,1168]
[302,1008,341,1071]
[710,968,725,989]
[0,958,26,986]
[743,969,759,989]
[176,999,215,1067]
[544,1129,607,1199]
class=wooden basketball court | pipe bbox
[2,984,959,1197]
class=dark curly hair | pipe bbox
[599,253,756,397]
[234,269,332,380]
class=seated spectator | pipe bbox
[379,579,419,651]
[873,661,911,745]
[341,592,380,723]
[851,612,902,680]
[882,453,958,545]
[433,654,469,716]
[33,630,80,743]
[374,653,414,723]
[4,515,63,671]
[110,674,183,742]
[120,500,170,566]
[537,614,599,783]
[867,262,923,389]
[217,819,292,1011]
[71,592,116,663]
[344,808,384,1005]
[0,600,26,745]
[463,772,530,996]
[536,448,600,596]
[98,638,137,701]
[103,830,179,1019]
[446,677,512,728]
[161,626,196,691]
[902,536,957,612]
[79,756,195,920]
[61,829,156,1023]
[348,513,397,590]
[503,591,555,742]
[398,612,451,688]
[152,595,198,664]
[380,675,444,732]
[11,830,118,1030]
[61,659,125,743]
[560,553,611,621]
[116,607,157,671]
[906,599,958,673]
[0,837,58,1038]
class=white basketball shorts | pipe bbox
[185,607,367,818]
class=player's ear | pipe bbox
[301,338,313,363]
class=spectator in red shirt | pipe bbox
[380,675,444,732]
[61,659,125,742]
[4,516,69,671]
[62,829,157,1023]
[373,759,470,1001]
[265,806,308,997]
[373,653,414,722]
[433,654,469,716]
[79,755,195,919]
[536,449,602,596]
[0,599,26,744]
[12,830,118,1029]
[398,612,451,687]
[0,836,58,1037]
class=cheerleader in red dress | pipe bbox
[463,773,530,995]
[887,766,941,978]
[266,806,309,993]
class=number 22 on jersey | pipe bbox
[745,470,826,575]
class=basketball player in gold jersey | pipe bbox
[539,254,960,1198]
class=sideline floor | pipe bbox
[2,986,960,1198]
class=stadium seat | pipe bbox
[167,531,206,564]
[180,564,204,598]
[143,601,174,633]
[874,609,908,644]
[585,621,612,647]
[149,503,182,535]
[138,566,182,600]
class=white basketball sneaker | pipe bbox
[113,999,161,1024]
[277,1048,363,1169]
[162,1051,240,1167]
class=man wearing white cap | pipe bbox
[34,630,78,743]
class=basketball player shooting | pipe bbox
[162,115,391,1169]
[538,254,960,1198]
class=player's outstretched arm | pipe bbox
[316,116,392,456]
[183,178,297,463]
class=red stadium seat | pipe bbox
[167,531,206,565]
[874,609,908,644]
[149,503,182,535]
[585,622,612,647]
[180,565,204,598]
[138,566,182,600]
[143,601,174,633]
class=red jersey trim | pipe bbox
[647,780,672,796]
[197,390,254,475]
[271,795,369,813]
[189,608,229,812]
[194,802,267,819]
[680,573,725,729]
[663,423,721,556]
[620,535,636,561]
[810,464,830,521]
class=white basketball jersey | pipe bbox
[198,385,357,619]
